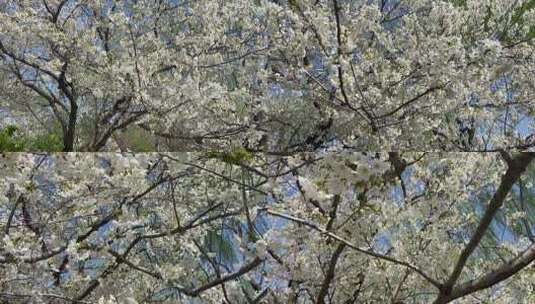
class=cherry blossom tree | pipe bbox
[1,1,535,303]
[1,151,534,303]
[1,0,533,152]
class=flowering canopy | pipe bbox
[1,152,535,303]
[0,0,533,151]
[1,1,535,304]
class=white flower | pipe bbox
[2,235,15,252]
[66,240,78,257]
[298,177,321,201]
[254,239,268,258]
[98,296,117,304]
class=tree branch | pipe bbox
[262,208,442,289]
[316,243,346,304]
[439,153,535,299]
[176,257,263,297]
[436,243,535,303]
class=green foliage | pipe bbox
[121,126,156,152]
[449,0,535,43]
[206,147,253,165]
[510,0,535,41]
[493,0,535,44]
[511,0,535,25]
[449,0,467,8]
[29,133,63,151]
[0,125,63,152]
[0,125,25,151]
